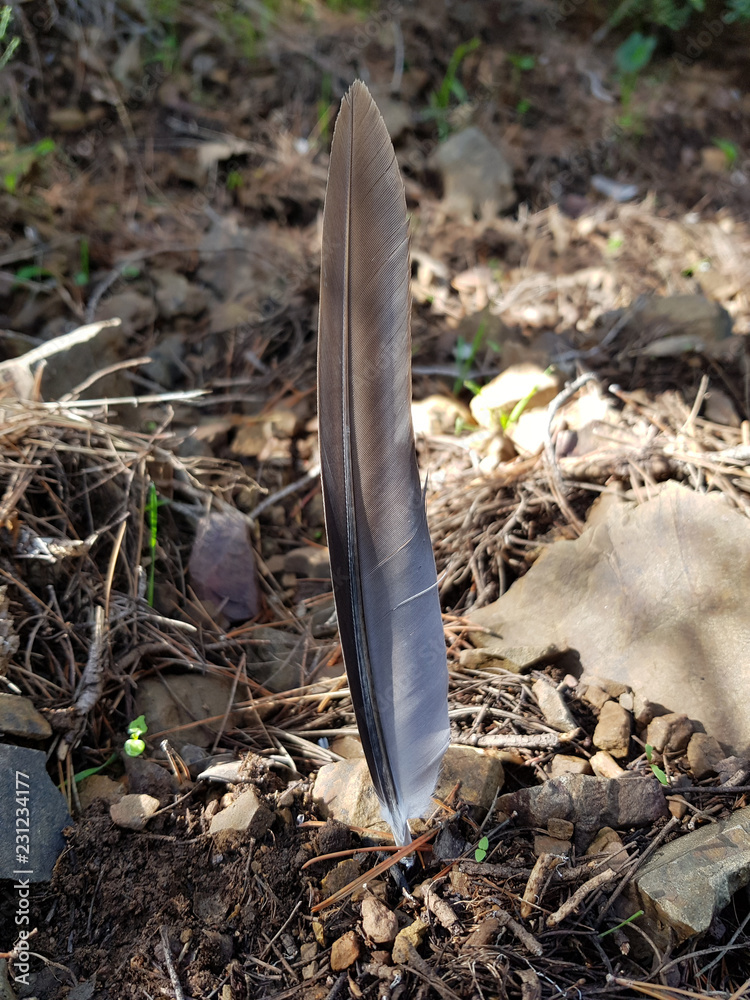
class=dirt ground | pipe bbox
[1,1,750,997]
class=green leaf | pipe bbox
[615,32,656,75]
[128,714,148,736]
[474,836,489,862]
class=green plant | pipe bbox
[73,752,118,783]
[146,482,166,607]
[453,317,487,395]
[614,31,656,133]
[426,37,480,140]
[474,836,489,862]
[74,238,90,286]
[0,5,19,69]
[712,138,739,168]
[599,909,644,937]
[2,137,55,194]
[500,383,538,431]
[644,744,669,785]
[225,169,244,192]
[125,715,148,757]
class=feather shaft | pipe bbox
[317,81,450,845]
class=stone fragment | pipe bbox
[588,676,630,698]
[78,775,125,811]
[0,692,52,739]
[646,713,693,754]
[313,746,503,835]
[433,127,515,221]
[668,797,688,820]
[534,834,570,857]
[284,546,331,579]
[548,818,574,840]
[582,685,610,710]
[636,806,750,940]
[459,643,562,674]
[586,826,623,856]
[593,701,631,758]
[361,894,398,944]
[135,673,242,749]
[497,774,668,839]
[532,678,577,732]
[548,755,593,778]
[392,918,428,965]
[330,930,361,971]
[0,744,72,882]
[633,692,656,727]
[189,509,259,622]
[123,755,178,798]
[110,793,160,831]
[209,787,273,837]
[686,732,724,779]
[470,364,560,431]
[704,388,740,427]
[411,395,473,436]
[590,750,626,778]
[322,860,361,899]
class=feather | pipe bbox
[317,81,450,846]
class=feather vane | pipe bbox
[317,81,450,846]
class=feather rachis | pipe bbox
[318,81,449,845]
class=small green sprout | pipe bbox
[74,752,118,783]
[146,482,166,607]
[712,138,739,169]
[644,744,668,786]
[474,835,489,862]
[599,909,644,937]
[125,715,148,757]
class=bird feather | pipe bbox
[317,81,450,846]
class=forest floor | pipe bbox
[1,1,750,998]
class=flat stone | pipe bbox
[459,642,563,674]
[466,485,750,756]
[590,751,626,779]
[78,775,125,811]
[284,546,331,579]
[646,713,693,754]
[123,755,177,798]
[361,894,398,944]
[322,859,361,898]
[392,918,428,965]
[209,787,273,837]
[330,930,361,971]
[313,746,503,835]
[0,744,72,882]
[582,685,611,710]
[548,754,593,777]
[586,826,623,856]
[110,793,160,831]
[135,673,242,749]
[548,818,575,840]
[0,693,52,739]
[532,678,577,732]
[534,834,570,857]
[687,732,724,780]
[636,806,750,940]
[497,774,668,841]
[593,701,632,759]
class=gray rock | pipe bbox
[122,754,177,798]
[134,673,242,750]
[532,678,577,732]
[0,744,72,881]
[0,693,51,739]
[209,787,273,836]
[110,793,160,831]
[645,713,693,754]
[593,701,632,759]
[433,127,515,221]
[636,806,750,940]
[284,546,331,579]
[686,732,724,779]
[142,331,187,387]
[497,774,668,841]
[467,484,750,756]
